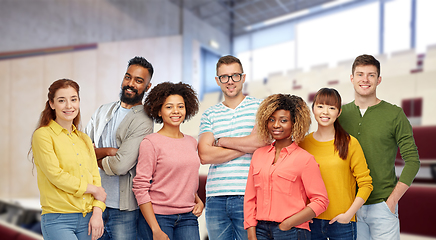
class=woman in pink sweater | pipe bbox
[133,82,203,240]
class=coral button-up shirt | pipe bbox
[244,142,329,231]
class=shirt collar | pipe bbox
[266,141,298,154]
[48,120,78,135]
[352,100,384,110]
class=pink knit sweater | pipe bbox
[133,133,200,215]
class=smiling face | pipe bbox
[49,86,80,127]
[159,94,186,128]
[351,64,382,98]
[313,103,340,128]
[267,109,293,142]
[215,62,245,99]
[120,64,151,107]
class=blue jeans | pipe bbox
[99,207,139,240]
[356,202,400,240]
[310,218,356,240]
[138,211,200,240]
[256,221,310,240]
[41,212,92,240]
[205,195,247,240]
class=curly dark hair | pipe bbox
[144,82,199,124]
[256,94,311,144]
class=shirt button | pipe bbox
[81,175,83,177]
[80,164,82,166]
[77,153,79,155]
[359,123,361,126]
[358,132,360,135]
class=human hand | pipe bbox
[329,213,351,224]
[94,186,106,202]
[278,217,293,231]
[88,210,104,240]
[87,185,107,202]
[385,199,396,214]
[248,235,258,240]
[97,159,103,170]
[153,230,170,240]
[192,200,204,217]
[247,226,257,240]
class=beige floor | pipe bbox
[401,234,436,240]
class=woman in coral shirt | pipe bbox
[244,94,329,240]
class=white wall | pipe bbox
[0,36,183,198]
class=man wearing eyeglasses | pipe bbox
[198,55,267,240]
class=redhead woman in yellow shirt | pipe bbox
[299,88,373,240]
[31,79,106,240]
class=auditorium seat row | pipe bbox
[0,220,42,240]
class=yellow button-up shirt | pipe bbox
[32,120,105,215]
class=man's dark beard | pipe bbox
[120,86,145,105]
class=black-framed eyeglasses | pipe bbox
[217,73,244,84]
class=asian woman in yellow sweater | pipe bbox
[299,88,373,240]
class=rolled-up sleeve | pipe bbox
[84,135,106,212]
[244,161,258,229]
[302,157,329,216]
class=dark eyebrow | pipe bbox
[125,73,144,81]
[356,71,377,75]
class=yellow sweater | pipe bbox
[299,133,372,221]
[32,120,105,215]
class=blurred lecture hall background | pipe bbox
[0,0,435,239]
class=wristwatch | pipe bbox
[213,138,221,147]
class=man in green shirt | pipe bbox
[339,54,419,240]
